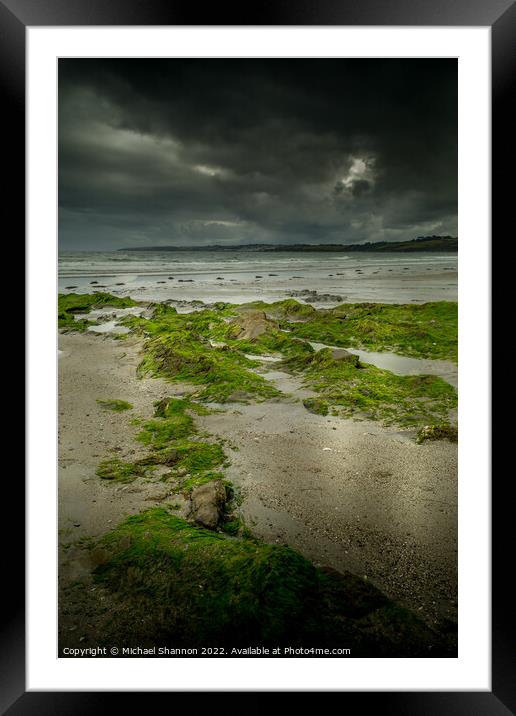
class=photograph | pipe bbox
[1,0,505,702]
[57,58,459,659]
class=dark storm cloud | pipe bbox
[58,59,457,249]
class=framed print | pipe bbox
[4,0,512,710]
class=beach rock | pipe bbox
[137,447,178,467]
[229,310,278,340]
[144,486,170,501]
[330,348,360,366]
[190,480,227,529]
[287,289,343,303]
[416,424,458,444]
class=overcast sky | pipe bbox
[58,59,457,251]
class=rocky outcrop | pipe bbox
[229,310,279,340]
[287,289,343,303]
[330,348,360,366]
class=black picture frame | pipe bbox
[6,0,512,711]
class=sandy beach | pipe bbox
[59,326,457,632]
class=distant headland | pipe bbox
[119,236,457,253]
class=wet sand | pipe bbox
[59,331,457,629]
[200,399,457,628]
[58,334,192,551]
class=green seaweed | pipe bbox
[59,292,137,313]
[289,348,457,427]
[82,508,452,655]
[177,471,232,494]
[96,399,133,412]
[95,459,144,483]
[58,292,138,332]
[173,441,225,475]
[123,306,281,403]
[136,414,195,449]
[416,424,459,444]
[286,301,458,362]
[58,313,94,332]
[232,299,317,320]
[97,394,226,491]
[116,297,458,430]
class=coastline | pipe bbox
[58,249,458,306]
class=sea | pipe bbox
[58,250,458,306]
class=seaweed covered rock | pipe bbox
[303,398,330,416]
[265,299,317,320]
[190,480,227,529]
[416,424,458,444]
[69,509,455,654]
[330,348,360,366]
[288,289,343,304]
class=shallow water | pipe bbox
[87,321,130,335]
[86,306,147,320]
[308,341,458,388]
[244,354,282,363]
[72,306,145,335]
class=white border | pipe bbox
[27,26,490,691]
